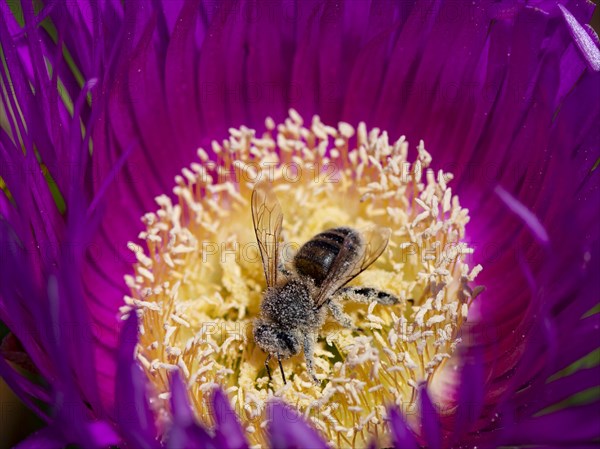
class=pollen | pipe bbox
[121,110,482,448]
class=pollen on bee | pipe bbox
[123,110,481,449]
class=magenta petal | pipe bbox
[164,1,206,153]
[212,388,248,449]
[267,401,328,449]
[388,406,418,449]
[86,421,121,448]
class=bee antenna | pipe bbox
[277,357,287,384]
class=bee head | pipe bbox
[253,319,300,359]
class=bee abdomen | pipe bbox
[294,227,361,286]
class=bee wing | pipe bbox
[251,180,283,288]
[313,225,391,309]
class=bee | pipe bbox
[251,180,399,385]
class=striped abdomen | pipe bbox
[293,227,361,286]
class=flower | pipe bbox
[123,112,481,448]
[1,1,599,448]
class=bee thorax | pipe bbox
[260,279,316,329]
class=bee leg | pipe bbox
[327,299,360,331]
[337,286,399,305]
[303,334,320,385]
[264,354,272,381]
[277,356,287,385]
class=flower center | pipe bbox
[122,110,481,448]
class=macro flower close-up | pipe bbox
[0,1,599,448]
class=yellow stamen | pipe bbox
[122,110,481,448]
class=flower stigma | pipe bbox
[121,110,482,448]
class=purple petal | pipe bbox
[0,355,50,422]
[387,406,418,449]
[494,185,550,245]
[453,350,485,441]
[13,427,64,449]
[541,365,600,411]
[0,3,598,449]
[116,312,160,449]
[552,314,600,376]
[503,402,600,445]
[212,388,249,449]
[170,370,196,425]
[420,384,442,449]
[47,250,103,416]
[167,371,215,449]
[558,4,600,71]
[267,401,328,449]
